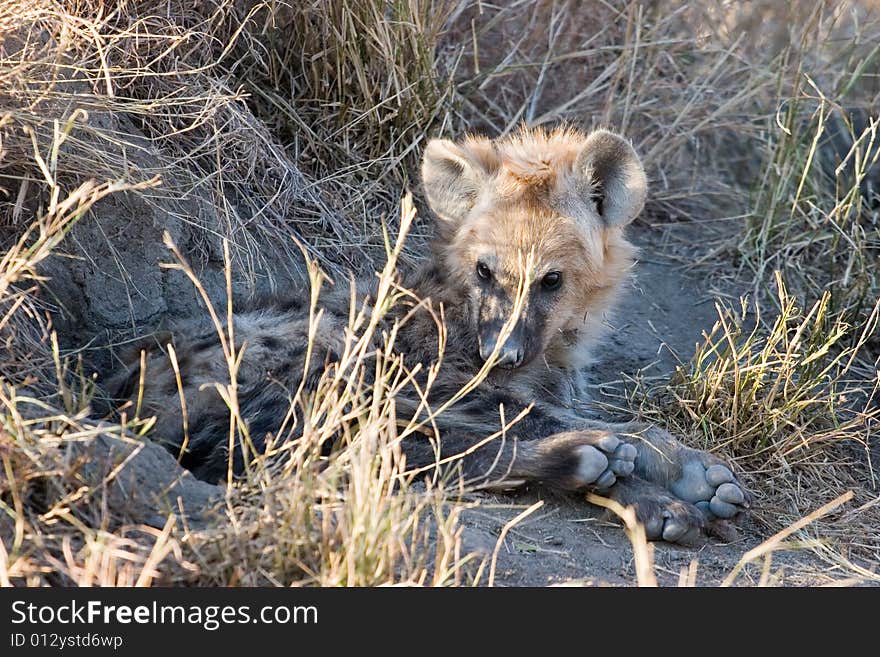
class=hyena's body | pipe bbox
[109,127,749,543]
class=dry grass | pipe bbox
[259,1,457,174]
[743,86,880,331]
[635,274,878,461]
[0,0,359,281]
[1,0,879,586]
[624,276,878,539]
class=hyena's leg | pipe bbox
[406,429,637,492]
[583,420,750,521]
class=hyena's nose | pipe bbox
[479,338,524,368]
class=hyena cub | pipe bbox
[108,126,749,544]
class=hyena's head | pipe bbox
[421,126,646,371]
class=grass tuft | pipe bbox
[632,272,878,465]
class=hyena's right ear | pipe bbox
[421,138,495,229]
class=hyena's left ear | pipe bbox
[572,129,647,227]
[421,137,496,229]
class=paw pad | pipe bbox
[671,460,749,521]
[573,436,637,490]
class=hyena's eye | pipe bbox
[476,261,493,281]
[541,271,562,291]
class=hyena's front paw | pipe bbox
[574,433,637,491]
[669,452,750,521]
[632,491,706,545]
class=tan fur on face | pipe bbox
[422,125,645,372]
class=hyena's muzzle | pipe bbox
[477,290,547,369]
